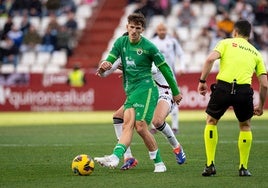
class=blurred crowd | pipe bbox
[127,0,268,54]
[0,0,267,69]
[0,0,95,67]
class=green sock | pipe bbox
[154,149,162,163]
[113,143,127,159]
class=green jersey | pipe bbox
[214,37,267,84]
[106,35,177,95]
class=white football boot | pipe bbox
[154,162,167,172]
[94,154,119,169]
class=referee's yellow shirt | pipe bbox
[214,37,267,84]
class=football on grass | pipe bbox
[71,154,94,176]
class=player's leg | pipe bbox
[94,108,135,168]
[135,120,166,172]
[152,99,186,165]
[113,105,138,170]
[134,86,166,172]
[170,104,179,134]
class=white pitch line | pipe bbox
[0,140,267,147]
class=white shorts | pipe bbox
[158,87,175,113]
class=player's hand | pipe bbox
[96,61,112,76]
[173,93,182,105]
[198,83,208,96]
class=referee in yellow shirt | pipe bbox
[198,20,268,177]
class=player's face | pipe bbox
[157,26,167,39]
[126,22,144,43]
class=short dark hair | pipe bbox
[234,20,251,38]
[127,13,146,28]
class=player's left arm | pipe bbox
[174,39,186,74]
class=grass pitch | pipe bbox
[0,110,267,188]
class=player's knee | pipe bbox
[135,123,147,135]
[152,117,164,128]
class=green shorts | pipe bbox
[124,84,158,125]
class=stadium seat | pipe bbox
[175,26,189,42]
[0,17,7,30]
[36,51,51,66]
[170,3,182,16]
[57,15,68,26]
[148,15,166,28]
[12,15,23,28]
[76,17,86,30]
[202,2,217,16]
[20,51,36,66]
[31,64,45,73]
[16,64,30,73]
[29,16,41,29]
[0,64,15,73]
[50,50,67,67]
[76,4,92,19]
[166,15,179,29]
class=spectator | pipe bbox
[7,25,24,48]
[134,0,163,25]
[65,11,78,38]
[0,15,13,39]
[0,35,19,67]
[207,14,217,31]
[177,0,196,28]
[60,0,76,15]
[208,28,226,52]
[45,0,61,15]
[254,0,268,25]
[0,0,8,17]
[20,13,31,34]
[234,0,255,24]
[216,11,234,37]
[38,27,57,53]
[9,0,29,16]
[20,24,42,52]
[214,0,236,14]
[28,0,43,17]
[195,27,211,53]
[56,25,73,56]
[47,13,61,35]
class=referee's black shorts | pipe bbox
[206,80,254,122]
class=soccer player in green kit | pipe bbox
[198,20,268,176]
[94,13,182,172]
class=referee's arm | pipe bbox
[198,51,220,96]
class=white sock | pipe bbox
[159,122,179,149]
[114,123,123,140]
[149,150,158,160]
[171,106,179,130]
[124,147,133,159]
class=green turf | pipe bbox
[0,111,267,188]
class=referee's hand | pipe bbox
[253,106,263,116]
[198,82,208,96]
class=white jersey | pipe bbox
[150,34,185,88]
